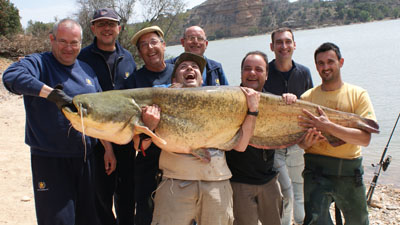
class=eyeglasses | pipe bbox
[138,38,162,49]
[55,38,81,48]
[95,21,119,28]
[185,35,206,43]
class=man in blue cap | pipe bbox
[78,8,137,225]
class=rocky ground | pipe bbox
[0,57,399,224]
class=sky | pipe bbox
[10,0,207,28]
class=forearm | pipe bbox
[233,115,257,152]
[325,122,371,147]
[100,139,114,152]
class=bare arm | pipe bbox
[100,140,117,175]
[140,104,161,150]
[299,107,371,147]
[233,87,260,152]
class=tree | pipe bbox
[139,0,186,40]
[26,20,54,37]
[0,0,22,36]
[75,0,186,55]
[75,0,137,47]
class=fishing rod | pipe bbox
[366,113,400,205]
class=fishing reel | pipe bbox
[382,155,392,171]
[371,155,392,172]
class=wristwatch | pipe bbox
[247,109,259,117]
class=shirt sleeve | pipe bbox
[2,55,45,96]
[355,89,377,122]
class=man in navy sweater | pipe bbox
[264,28,313,225]
[78,8,136,225]
[2,19,101,225]
[129,25,174,225]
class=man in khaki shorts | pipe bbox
[139,52,261,225]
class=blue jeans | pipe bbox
[273,145,305,225]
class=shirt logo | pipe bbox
[37,181,48,191]
[125,72,130,78]
[86,78,93,86]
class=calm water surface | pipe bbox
[166,19,400,186]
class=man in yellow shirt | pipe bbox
[299,42,377,225]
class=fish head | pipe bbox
[62,90,142,145]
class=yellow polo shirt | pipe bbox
[301,83,377,159]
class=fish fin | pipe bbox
[359,118,380,134]
[132,125,167,151]
[191,149,211,163]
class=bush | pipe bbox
[0,0,22,36]
[0,35,51,59]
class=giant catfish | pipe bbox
[62,86,379,160]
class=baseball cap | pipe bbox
[131,26,164,47]
[91,8,119,24]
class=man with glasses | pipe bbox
[78,8,137,225]
[2,19,101,225]
[129,25,174,225]
[166,26,229,86]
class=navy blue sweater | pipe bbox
[78,38,136,91]
[127,63,174,88]
[264,60,313,98]
[2,52,101,157]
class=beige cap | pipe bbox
[131,26,164,46]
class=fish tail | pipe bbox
[359,117,380,134]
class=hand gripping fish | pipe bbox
[62,86,379,160]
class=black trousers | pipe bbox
[134,145,161,225]
[94,142,136,225]
[32,153,99,225]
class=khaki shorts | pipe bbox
[151,178,233,225]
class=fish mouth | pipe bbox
[62,101,88,117]
[61,101,90,125]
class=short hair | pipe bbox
[52,19,83,40]
[240,51,269,71]
[271,27,294,43]
[314,42,342,62]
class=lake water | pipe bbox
[166,19,400,186]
